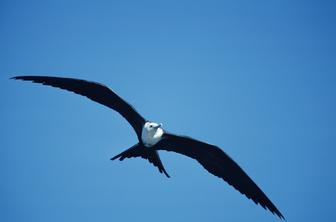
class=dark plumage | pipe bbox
[12,75,284,219]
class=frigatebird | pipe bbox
[12,76,284,219]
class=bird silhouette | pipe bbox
[12,75,284,219]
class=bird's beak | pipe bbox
[154,123,162,129]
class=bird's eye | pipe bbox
[149,125,153,128]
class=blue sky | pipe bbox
[1,0,336,221]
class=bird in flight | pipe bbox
[12,76,284,219]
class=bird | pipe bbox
[12,75,284,219]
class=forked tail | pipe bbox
[111,143,170,178]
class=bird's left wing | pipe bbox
[156,133,284,219]
[12,76,146,139]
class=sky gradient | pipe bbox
[1,0,336,221]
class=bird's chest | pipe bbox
[141,128,163,147]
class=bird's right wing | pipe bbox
[12,76,146,139]
[156,133,284,219]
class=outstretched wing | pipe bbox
[12,76,146,139]
[156,133,284,219]
[111,143,170,178]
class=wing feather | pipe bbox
[156,133,284,219]
[12,76,146,139]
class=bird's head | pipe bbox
[144,122,162,133]
[142,122,164,147]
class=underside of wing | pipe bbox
[156,133,284,219]
[12,76,146,139]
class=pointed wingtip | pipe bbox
[278,213,286,221]
[164,171,171,178]
[270,207,285,220]
[10,76,28,81]
[10,76,40,81]
[271,204,285,220]
[260,201,284,220]
[110,155,120,161]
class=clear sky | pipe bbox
[1,0,336,221]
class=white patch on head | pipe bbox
[141,121,164,147]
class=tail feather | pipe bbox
[111,143,170,178]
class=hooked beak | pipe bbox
[154,123,162,129]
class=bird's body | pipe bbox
[12,75,284,220]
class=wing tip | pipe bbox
[258,198,285,220]
[10,75,35,81]
[263,202,285,220]
[274,210,285,220]
[110,156,119,161]
[10,76,20,80]
[163,171,171,178]
[264,198,285,220]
